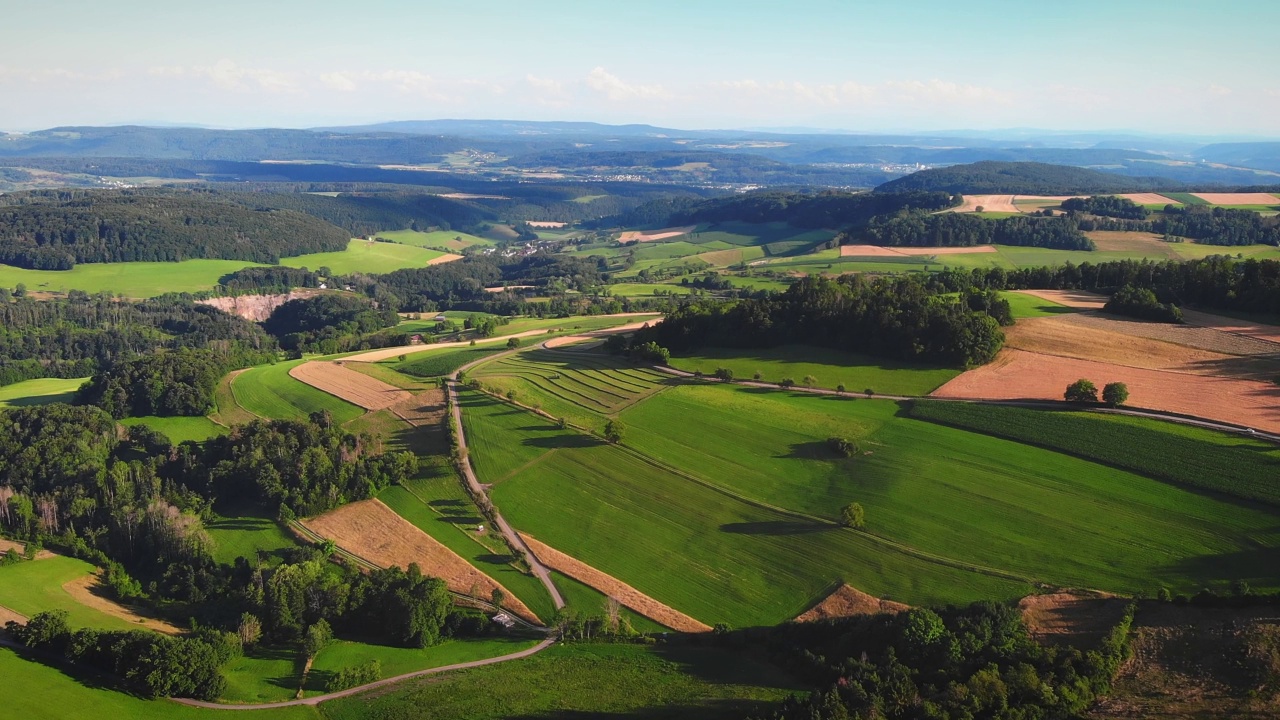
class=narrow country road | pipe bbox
[172,637,557,709]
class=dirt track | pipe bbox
[62,572,183,635]
[0,538,54,560]
[290,361,412,410]
[796,584,908,622]
[303,499,541,625]
[520,534,710,633]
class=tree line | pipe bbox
[1070,204,1280,246]
[875,160,1181,195]
[857,211,1096,250]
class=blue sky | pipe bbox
[2,0,1277,134]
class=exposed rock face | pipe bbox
[197,290,321,322]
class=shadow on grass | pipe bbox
[522,435,605,449]
[429,499,467,509]
[475,553,518,565]
[720,521,831,535]
[438,515,484,525]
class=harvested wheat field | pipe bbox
[796,584,909,622]
[1181,308,1280,345]
[304,499,540,624]
[1019,592,1130,650]
[425,253,464,265]
[1010,289,1108,309]
[290,361,412,410]
[389,388,447,427]
[618,225,697,243]
[1191,192,1280,205]
[526,221,566,228]
[63,573,183,635]
[932,348,1280,433]
[952,194,1018,213]
[1005,316,1280,381]
[1057,313,1280,358]
[1119,193,1181,205]
[839,244,997,257]
[520,534,710,633]
[1085,231,1180,256]
[0,538,54,560]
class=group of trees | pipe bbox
[263,294,401,352]
[77,349,227,418]
[858,211,1095,251]
[1066,203,1280,246]
[636,275,1009,368]
[1065,379,1129,407]
[0,188,350,269]
[1060,195,1150,220]
[1102,284,1183,323]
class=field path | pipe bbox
[62,573,184,635]
[172,636,557,709]
[0,603,27,626]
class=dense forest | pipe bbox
[877,161,1182,195]
[0,291,277,387]
[596,190,958,231]
[1061,195,1150,219]
[77,349,228,418]
[859,212,1095,250]
[635,275,1008,368]
[263,294,402,352]
[0,188,350,269]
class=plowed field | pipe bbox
[289,361,411,410]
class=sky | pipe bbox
[2,0,1278,135]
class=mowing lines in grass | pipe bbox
[232,359,364,425]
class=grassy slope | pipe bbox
[0,377,87,408]
[277,239,447,275]
[619,385,1280,597]
[0,556,156,632]
[375,229,493,250]
[666,345,960,396]
[206,514,300,567]
[231,359,364,425]
[466,391,1029,625]
[119,415,227,444]
[391,346,509,378]
[318,643,800,720]
[0,647,319,720]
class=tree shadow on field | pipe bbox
[502,699,783,720]
[437,515,484,525]
[429,499,466,510]
[778,441,844,461]
[720,521,832,535]
[522,434,604,450]
[475,553,517,565]
[1164,545,1280,589]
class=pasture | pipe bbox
[0,556,162,632]
[278,239,455,275]
[231,358,364,425]
[206,513,300,566]
[375,228,494,251]
[666,345,961,396]
[119,415,227,444]
[391,346,510,378]
[319,643,800,720]
[0,376,86,408]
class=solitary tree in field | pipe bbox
[237,613,263,647]
[1064,378,1098,403]
[303,619,333,661]
[604,420,624,444]
[828,437,857,457]
[506,337,521,349]
[779,377,796,388]
[714,367,734,381]
[836,383,846,395]
[1102,382,1129,407]
[491,588,506,611]
[802,375,818,388]
[840,503,865,529]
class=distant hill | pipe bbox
[876,161,1183,195]
[1195,142,1280,173]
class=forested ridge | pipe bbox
[0,188,350,269]
[877,161,1183,195]
[859,212,1095,250]
[598,189,958,230]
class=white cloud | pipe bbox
[585,67,669,101]
[193,60,298,93]
[319,71,358,92]
[1209,84,1233,96]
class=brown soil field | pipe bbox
[304,499,540,625]
[618,225,697,243]
[63,572,183,635]
[840,244,997,257]
[1019,592,1129,650]
[1005,316,1280,381]
[0,603,26,626]
[1091,603,1280,719]
[290,361,412,410]
[520,534,711,633]
[1011,289,1108,309]
[1191,192,1280,205]
[1084,230,1179,256]
[526,221,566,228]
[1181,309,1280,345]
[425,253,464,266]
[541,319,658,350]
[389,388,447,427]
[931,348,1280,433]
[1058,313,1280,358]
[952,194,1017,213]
[0,538,54,560]
[796,584,908,622]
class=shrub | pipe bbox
[714,367,734,381]
[840,503,865,529]
[827,437,857,457]
[1064,378,1098,403]
[779,377,796,388]
[1102,382,1129,407]
[325,660,381,692]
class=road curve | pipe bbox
[172,636,557,709]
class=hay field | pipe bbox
[1181,308,1280,344]
[796,584,908,622]
[1019,592,1130,650]
[618,225,697,243]
[840,244,997,257]
[953,194,1018,212]
[931,348,1280,433]
[289,360,411,410]
[1010,289,1108,309]
[1084,231,1180,257]
[1119,192,1181,205]
[303,499,540,624]
[0,377,86,408]
[520,534,711,633]
[1191,192,1280,205]
[62,572,183,635]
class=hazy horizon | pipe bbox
[3,0,1278,135]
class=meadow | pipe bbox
[391,346,510,378]
[119,415,228,444]
[277,239,451,275]
[205,513,300,567]
[231,358,364,425]
[0,376,86,408]
[319,642,800,720]
[374,228,494,251]
[666,345,960,396]
[0,556,154,631]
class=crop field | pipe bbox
[0,376,86,408]
[206,513,300,566]
[999,291,1075,319]
[906,401,1280,507]
[665,345,961,396]
[340,361,436,391]
[465,390,1029,625]
[391,346,509,378]
[375,228,494,250]
[549,571,666,634]
[119,415,227,443]
[279,238,457,275]
[603,281,696,297]
[1162,192,1211,206]
[231,359,364,425]
[319,643,800,720]
[471,348,671,429]
[289,360,411,410]
[0,556,166,632]
[0,647,320,720]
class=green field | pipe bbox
[374,229,494,251]
[1000,290,1076,318]
[0,556,161,632]
[278,239,450,275]
[1162,192,1211,205]
[391,346,510,378]
[206,513,300,566]
[605,282,697,297]
[231,359,364,425]
[0,377,86,408]
[0,647,319,720]
[666,345,960,396]
[319,642,800,720]
[119,415,228,444]
[550,571,666,634]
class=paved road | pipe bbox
[172,636,557,709]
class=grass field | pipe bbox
[319,642,800,720]
[605,282,697,297]
[550,571,667,634]
[341,361,436,391]
[119,415,228,444]
[0,377,86,408]
[375,229,494,251]
[666,345,961,396]
[0,556,155,632]
[391,346,509,378]
[0,647,320,720]
[231,359,364,425]
[1001,291,1076,318]
[278,239,450,275]
[206,513,300,566]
